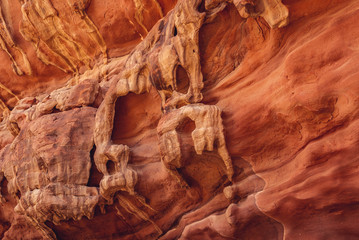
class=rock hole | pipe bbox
[45,221,59,238]
[173,26,177,36]
[0,177,8,200]
[15,190,21,199]
[176,65,190,94]
[158,21,165,32]
[198,0,206,13]
[37,157,47,171]
[87,146,103,187]
[176,117,196,162]
[106,160,116,175]
[52,106,61,113]
[112,93,144,142]
[244,3,256,15]
[111,91,161,146]
[177,117,196,133]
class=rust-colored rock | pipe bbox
[1,107,98,239]
[1,0,359,239]
[19,0,107,73]
[157,104,234,187]
[0,0,173,112]
[0,5,31,76]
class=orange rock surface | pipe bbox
[0,0,359,239]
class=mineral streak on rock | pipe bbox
[19,0,106,73]
[0,5,32,76]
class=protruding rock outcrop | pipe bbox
[1,107,98,239]
[157,104,233,187]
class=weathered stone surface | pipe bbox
[1,107,98,239]
[0,0,358,239]
[0,0,175,111]
[157,104,234,187]
[7,78,99,137]
[19,0,107,73]
[0,5,31,76]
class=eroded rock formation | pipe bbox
[19,0,106,73]
[0,5,31,76]
[0,0,358,239]
[1,107,98,238]
[157,104,234,187]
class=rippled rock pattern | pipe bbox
[0,0,358,239]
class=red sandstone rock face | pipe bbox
[0,0,176,107]
[202,0,359,239]
[0,0,359,239]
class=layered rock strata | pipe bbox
[0,0,358,239]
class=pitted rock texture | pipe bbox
[0,107,98,237]
[0,0,359,239]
